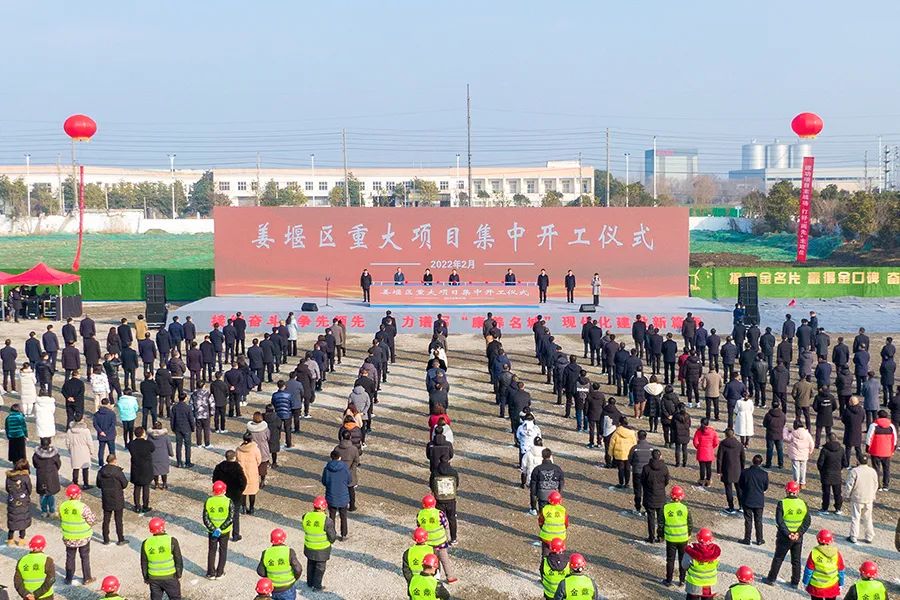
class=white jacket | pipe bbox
[521,444,544,481]
[18,369,37,413]
[34,395,57,439]
[91,372,110,395]
[287,321,300,341]
[516,420,542,456]
[432,423,454,445]
[733,398,755,437]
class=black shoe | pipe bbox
[738,539,751,545]
[755,539,765,546]
[231,535,242,541]
[116,539,128,546]
[185,462,193,468]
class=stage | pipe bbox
[170,295,733,336]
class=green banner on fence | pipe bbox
[1,267,214,302]
[691,266,900,299]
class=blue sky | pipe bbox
[1,1,898,176]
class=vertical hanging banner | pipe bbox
[72,165,86,271]
[796,156,814,263]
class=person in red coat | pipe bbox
[692,418,720,487]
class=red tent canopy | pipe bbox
[0,262,80,285]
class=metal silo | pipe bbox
[766,140,790,169]
[790,143,812,168]
[741,141,766,170]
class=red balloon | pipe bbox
[791,112,823,139]
[64,114,97,141]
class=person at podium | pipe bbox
[536,269,549,303]
[448,270,460,286]
[565,270,576,303]
[504,269,516,286]
[394,267,406,286]
[422,269,434,286]
[360,269,372,302]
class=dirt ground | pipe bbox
[0,304,898,599]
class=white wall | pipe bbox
[688,216,752,232]
[0,212,214,235]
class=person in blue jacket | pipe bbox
[321,450,351,541]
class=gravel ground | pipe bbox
[0,305,898,599]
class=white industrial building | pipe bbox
[0,161,594,208]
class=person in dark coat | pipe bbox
[105,328,122,357]
[840,396,866,464]
[263,405,282,468]
[127,427,155,513]
[25,331,42,367]
[212,451,248,541]
[853,345,870,394]
[223,319,237,364]
[62,317,78,345]
[815,433,847,514]
[233,312,248,354]
[139,373,158,430]
[138,332,157,376]
[117,318,133,349]
[61,370,86,425]
[671,404,692,468]
[321,450,351,539]
[762,403,786,468]
[426,430,454,473]
[155,328,171,369]
[32,439,61,517]
[170,394,195,468]
[640,449,669,543]
[42,324,60,372]
[333,430,361,511]
[760,327,776,368]
[738,454,769,545]
[716,428,746,513]
[83,335,102,369]
[182,316,196,346]
[200,334,217,381]
[168,317,185,354]
[186,342,203,391]
[121,344,139,391]
[5,458,32,543]
[60,341,80,381]
[585,383,605,448]
[812,386,836,447]
[96,454,128,545]
[155,367,174,419]
[588,322,605,368]
[79,315,96,343]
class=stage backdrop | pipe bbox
[213,207,689,298]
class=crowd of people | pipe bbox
[1,305,898,599]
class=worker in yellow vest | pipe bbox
[724,566,761,600]
[538,491,568,557]
[402,527,433,583]
[254,578,273,600]
[416,494,457,583]
[662,485,693,587]
[843,561,885,600]
[540,537,570,600]
[13,535,55,600]
[682,528,721,599]
[802,529,845,600]
[100,576,125,600]
[59,483,96,586]
[302,496,337,592]
[765,480,810,588]
[553,553,600,600]
[256,528,303,600]
[140,518,183,600]
[408,554,450,600]
[203,480,234,580]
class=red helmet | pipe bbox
[785,480,800,495]
[148,517,166,535]
[548,491,562,505]
[816,529,834,545]
[422,553,439,570]
[859,561,878,579]
[697,528,714,544]
[422,494,437,508]
[212,480,227,495]
[569,553,587,571]
[65,483,81,499]
[670,485,685,501]
[413,528,429,544]
[101,576,120,594]
[549,537,566,554]
[256,577,274,595]
[313,496,328,510]
[28,535,47,552]
[736,565,754,583]
[270,528,287,545]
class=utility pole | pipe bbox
[624,153,630,208]
[652,135,658,201]
[605,128,610,207]
[466,84,472,207]
[883,145,891,191]
[168,154,177,218]
[456,153,461,206]
[56,154,63,215]
[577,151,583,204]
[24,153,31,219]
[342,129,349,207]
[255,152,261,205]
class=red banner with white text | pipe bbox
[213,207,689,298]
[796,156,814,263]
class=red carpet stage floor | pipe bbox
[170,296,732,336]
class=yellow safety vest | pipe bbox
[780,497,807,533]
[685,557,718,588]
[16,553,53,599]
[262,545,295,588]
[808,546,839,589]
[663,501,689,543]
[563,574,595,599]
[59,499,92,541]
[416,508,448,547]
[541,556,571,599]
[408,573,439,599]
[143,534,176,579]
[540,504,567,543]
[405,544,432,575]
[854,579,886,600]
[302,511,331,551]
[728,583,762,600]
[205,495,233,534]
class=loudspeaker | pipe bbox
[301,302,319,312]
[145,303,168,328]
[737,276,758,307]
[144,274,167,304]
[579,304,596,313]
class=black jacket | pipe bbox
[212,460,247,502]
[140,379,159,409]
[812,392,836,427]
[831,343,849,367]
[737,465,769,509]
[127,438,156,485]
[585,389,605,421]
[170,400,195,434]
[640,458,670,509]
[662,340,678,363]
[816,440,847,485]
[529,459,564,503]
[672,411,692,444]
[426,436,454,473]
[762,407,786,441]
[840,403,865,446]
[716,437,745,483]
[97,463,128,511]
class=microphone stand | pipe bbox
[324,277,332,307]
